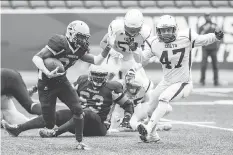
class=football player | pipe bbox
[99,9,153,92]
[2,66,134,140]
[32,20,112,149]
[131,15,224,143]
[1,68,41,125]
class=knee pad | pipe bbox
[71,104,83,116]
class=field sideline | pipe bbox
[1,69,233,155]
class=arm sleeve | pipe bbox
[191,29,219,48]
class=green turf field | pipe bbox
[1,69,233,155]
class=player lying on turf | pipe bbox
[2,65,134,138]
[1,68,41,125]
[99,9,154,92]
[130,15,224,143]
[31,20,113,149]
[109,69,172,132]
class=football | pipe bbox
[44,58,65,73]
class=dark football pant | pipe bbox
[56,109,107,136]
[37,78,83,129]
[1,68,36,114]
[200,48,219,84]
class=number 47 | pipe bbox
[159,48,185,69]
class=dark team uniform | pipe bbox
[37,34,87,129]
[55,75,127,136]
[1,68,40,115]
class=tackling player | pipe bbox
[131,15,224,143]
[99,9,153,91]
[1,68,41,125]
[3,66,134,140]
[32,20,111,149]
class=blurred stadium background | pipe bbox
[1,1,233,155]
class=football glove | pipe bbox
[104,120,111,130]
[128,41,138,51]
[215,27,224,40]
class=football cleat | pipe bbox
[2,120,21,137]
[39,128,57,138]
[76,142,91,150]
[137,123,160,143]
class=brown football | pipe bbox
[44,58,65,73]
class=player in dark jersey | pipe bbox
[3,66,134,139]
[1,68,41,120]
[31,20,112,150]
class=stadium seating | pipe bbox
[65,1,84,9]
[1,0,232,10]
[120,0,139,9]
[174,0,193,8]
[47,0,66,8]
[156,1,176,8]
[211,0,230,8]
[138,1,157,9]
[83,1,103,8]
[192,0,212,8]
[29,1,49,9]
[11,0,30,9]
[102,1,121,9]
[1,1,11,9]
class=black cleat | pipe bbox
[2,120,21,137]
[137,124,148,137]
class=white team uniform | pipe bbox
[1,95,29,124]
[137,28,220,116]
[100,19,153,91]
[109,79,150,131]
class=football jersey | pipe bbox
[39,34,88,80]
[142,29,219,84]
[74,75,125,121]
[107,19,151,60]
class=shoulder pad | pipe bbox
[74,75,89,86]
[140,24,152,40]
[47,34,66,54]
[105,81,123,93]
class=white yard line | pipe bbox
[160,119,216,125]
[162,119,233,132]
[171,100,233,105]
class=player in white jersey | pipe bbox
[100,9,153,91]
[131,15,224,143]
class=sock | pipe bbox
[55,118,75,136]
[30,103,42,115]
[19,116,45,132]
[147,102,171,133]
[73,114,84,142]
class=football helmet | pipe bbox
[124,9,144,37]
[66,20,90,49]
[89,65,108,88]
[125,69,141,95]
[156,15,177,43]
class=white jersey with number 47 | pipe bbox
[141,29,219,84]
[108,19,151,61]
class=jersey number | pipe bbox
[117,41,128,52]
[160,48,185,69]
[80,91,104,112]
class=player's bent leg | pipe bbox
[38,81,57,129]
[109,104,124,132]
[83,109,107,136]
[57,81,84,143]
[1,96,29,125]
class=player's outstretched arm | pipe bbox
[80,44,111,65]
[192,27,224,48]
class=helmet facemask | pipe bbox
[90,71,108,89]
[124,25,142,37]
[125,71,141,95]
[72,32,90,49]
[156,26,177,43]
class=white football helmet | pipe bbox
[125,70,142,95]
[66,20,90,48]
[88,65,108,88]
[124,9,144,37]
[156,15,177,43]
